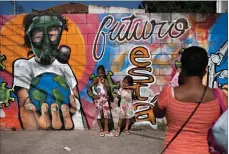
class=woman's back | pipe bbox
[155,46,228,153]
[158,86,228,154]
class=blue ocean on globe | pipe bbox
[28,72,71,112]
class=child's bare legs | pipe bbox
[97,119,103,130]
[103,100,111,134]
[95,96,111,136]
[125,118,130,130]
[94,98,105,136]
[124,118,131,135]
[104,118,109,133]
[115,118,123,136]
[97,119,105,137]
[117,118,123,132]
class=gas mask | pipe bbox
[27,15,66,65]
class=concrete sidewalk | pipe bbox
[0,129,165,154]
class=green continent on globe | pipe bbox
[53,89,64,107]
[53,76,68,89]
[31,77,40,86]
[33,89,47,107]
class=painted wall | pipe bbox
[0,13,228,130]
[88,5,145,13]
[217,0,228,13]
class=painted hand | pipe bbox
[24,94,77,130]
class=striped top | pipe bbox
[158,86,228,154]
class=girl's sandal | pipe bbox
[100,129,105,137]
[114,130,120,137]
[124,129,130,135]
[104,131,114,136]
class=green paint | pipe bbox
[174,48,185,69]
[53,76,68,89]
[0,55,6,71]
[33,90,47,107]
[27,15,63,63]
[0,82,15,108]
[53,88,64,106]
[31,77,40,87]
[87,71,120,99]
[175,60,182,69]
[107,71,120,98]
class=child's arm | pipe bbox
[88,78,99,99]
[15,86,39,130]
[132,90,137,100]
[125,84,137,90]
[117,94,121,100]
[113,91,121,99]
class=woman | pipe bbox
[154,46,228,154]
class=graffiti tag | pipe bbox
[93,15,190,61]
[128,46,156,125]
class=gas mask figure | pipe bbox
[13,14,86,130]
[26,15,70,65]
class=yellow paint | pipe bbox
[111,50,128,73]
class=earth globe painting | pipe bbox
[29,73,71,112]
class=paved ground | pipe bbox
[0,129,165,154]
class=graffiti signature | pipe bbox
[92,15,190,62]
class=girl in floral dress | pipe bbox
[114,75,136,137]
[88,65,111,137]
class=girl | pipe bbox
[88,65,111,137]
[114,75,136,137]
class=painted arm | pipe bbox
[69,86,80,113]
[14,86,39,130]
[72,86,79,99]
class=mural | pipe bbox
[0,13,227,130]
